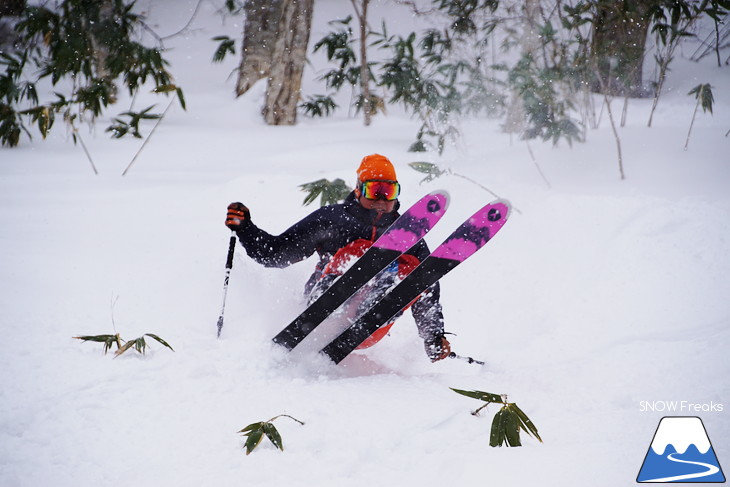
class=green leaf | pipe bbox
[509,404,543,443]
[262,422,284,451]
[176,87,187,111]
[144,334,175,352]
[120,105,160,121]
[212,36,236,63]
[503,407,522,446]
[238,422,265,434]
[238,421,277,455]
[106,120,131,138]
[238,416,303,454]
[105,106,160,139]
[409,161,447,177]
[450,388,504,404]
[490,408,507,447]
[152,84,178,94]
[115,336,146,356]
[74,334,120,354]
[243,428,264,455]
[408,141,428,153]
[299,178,351,207]
[489,406,522,447]
[300,95,338,117]
[688,83,714,114]
[73,334,118,343]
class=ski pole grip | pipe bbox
[225,232,236,269]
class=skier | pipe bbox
[224,154,452,362]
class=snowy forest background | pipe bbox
[1,0,729,486]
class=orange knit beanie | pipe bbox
[356,154,397,182]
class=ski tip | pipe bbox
[427,190,451,211]
[491,198,519,219]
[428,189,450,198]
[490,198,512,219]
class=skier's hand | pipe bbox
[225,202,250,230]
[425,335,451,362]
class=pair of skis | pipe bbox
[271,191,511,364]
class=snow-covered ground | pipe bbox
[1,1,728,486]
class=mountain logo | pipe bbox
[637,416,726,483]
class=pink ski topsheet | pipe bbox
[430,200,510,262]
[373,191,449,252]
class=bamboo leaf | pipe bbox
[152,84,177,94]
[408,161,440,174]
[176,87,187,111]
[688,83,714,114]
[490,406,522,447]
[503,407,522,447]
[238,422,265,434]
[211,36,236,63]
[490,408,507,447]
[510,404,543,443]
[450,388,503,404]
[408,140,428,153]
[408,162,448,182]
[74,334,118,343]
[243,428,264,455]
[262,422,284,451]
[300,95,338,117]
[115,336,146,357]
[238,416,303,455]
[73,334,120,354]
[144,334,175,352]
[239,422,263,434]
[699,84,714,114]
[299,178,350,207]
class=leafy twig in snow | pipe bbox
[684,83,714,150]
[238,415,305,455]
[451,388,542,447]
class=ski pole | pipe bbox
[216,231,237,338]
[449,352,485,366]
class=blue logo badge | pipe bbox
[637,416,725,483]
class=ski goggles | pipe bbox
[359,179,401,201]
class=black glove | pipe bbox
[424,334,451,362]
[225,202,250,231]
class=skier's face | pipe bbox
[358,195,396,214]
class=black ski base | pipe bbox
[272,247,401,350]
[321,256,459,364]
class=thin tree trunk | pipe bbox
[684,98,700,150]
[525,140,551,189]
[90,0,117,103]
[620,95,629,127]
[714,17,722,67]
[647,47,675,127]
[503,0,540,134]
[235,0,284,97]
[351,0,372,126]
[591,58,625,180]
[263,0,314,125]
[604,94,625,180]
